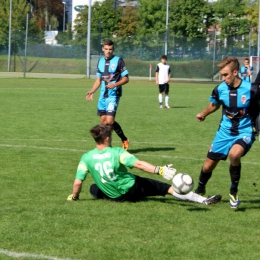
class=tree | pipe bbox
[34,0,64,31]
[114,2,139,50]
[0,0,42,49]
[212,0,250,50]
[73,0,121,53]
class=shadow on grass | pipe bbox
[129,147,175,153]
[218,199,260,211]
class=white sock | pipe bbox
[158,94,163,104]
[172,191,206,204]
[165,95,169,106]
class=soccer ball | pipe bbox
[172,173,194,194]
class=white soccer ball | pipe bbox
[172,173,194,194]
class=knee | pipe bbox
[90,184,98,198]
[229,151,241,164]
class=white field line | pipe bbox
[0,143,259,165]
[0,138,209,146]
[0,249,78,260]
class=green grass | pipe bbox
[0,55,216,78]
[0,78,260,260]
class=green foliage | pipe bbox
[56,23,74,45]
[212,0,250,37]
[137,0,167,36]
[0,0,43,50]
[74,0,121,48]
[170,0,211,38]
[0,79,260,259]
[0,55,217,78]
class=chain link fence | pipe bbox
[0,31,257,79]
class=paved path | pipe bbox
[0,72,216,83]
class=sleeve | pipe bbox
[168,66,171,74]
[96,58,102,78]
[119,149,138,169]
[75,155,89,181]
[155,65,159,73]
[118,58,129,77]
[209,85,221,105]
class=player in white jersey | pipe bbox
[155,55,171,108]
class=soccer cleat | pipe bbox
[229,193,240,209]
[122,139,130,150]
[159,105,163,108]
[202,195,222,205]
[195,187,206,196]
[165,105,170,109]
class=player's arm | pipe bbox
[247,66,253,76]
[106,75,129,89]
[133,160,176,180]
[165,72,170,83]
[196,102,221,122]
[86,77,102,100]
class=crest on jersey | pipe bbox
[110,64,115,70]
[241,95,246,104]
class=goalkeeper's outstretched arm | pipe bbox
[133,160,176,180]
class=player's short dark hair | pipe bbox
[244,58,249,62]
[90,125,112,144]
[218,56,239,71]
[102,39,114,47]
[161,55,167,60]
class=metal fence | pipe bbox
[0,31,257,79]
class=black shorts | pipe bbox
[89,175,171,202]
[159,83,169,93]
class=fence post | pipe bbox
[212,26,217,82]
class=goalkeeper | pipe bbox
[67,125,221,204]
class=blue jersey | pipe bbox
[96,55,129,98]
[209,81,259,136]
[239,65,253,82]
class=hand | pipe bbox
[155,164,177,180]
[106,83,116,89]
[67,194,79,201]
[155,80,159,85]
[196,113,206,122]
[86,91,94,100]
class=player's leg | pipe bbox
[168,186,222,205]
[228,137,253,208]
[195,131,230,195]
[105,97,129,150]
[165,83,170,108]
[195,158,219,195]
[90,184,111,200]
[158,85,164,108]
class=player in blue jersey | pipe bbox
[86,39,130,150]
[239,58,253,82]
[253,69,260,140]
[194,57,260,209]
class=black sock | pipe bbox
[229,164,241,195]
[112,121,127,142]
[198,169,212,188]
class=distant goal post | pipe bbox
[250,56,260,82]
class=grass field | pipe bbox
[0,78,260,260]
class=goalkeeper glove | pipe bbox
[67,194,79,201]
[154,164,176,180]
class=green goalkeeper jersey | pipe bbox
[75,147,138,198]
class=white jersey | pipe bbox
[155,62,171,84]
